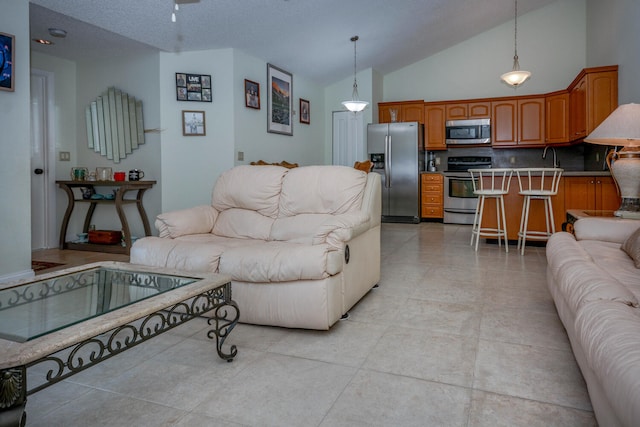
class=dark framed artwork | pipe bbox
[267,63,293,136]
[0,32,15,92]
[176,73,212,102]
[182,110,206,136]
[244,79,260,109]
[299,98,310,124]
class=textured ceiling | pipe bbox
[29,0,557,85]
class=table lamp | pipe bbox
[584,103,640,218]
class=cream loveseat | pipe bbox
[546,217,640,427]
[130,165,381,330]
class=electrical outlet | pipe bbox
[509,156,516,165]
[435,157,441,166]
[237,151,244,161]
[59,151,71,161]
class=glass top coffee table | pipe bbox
[0,262,238,427]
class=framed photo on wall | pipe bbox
[182,110,206,136]
[176,73,212,102]
[299,98,310,124]
[267,63,293,136]
[244,79,260,109]
[0,32,15,92]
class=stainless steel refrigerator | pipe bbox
[367,122,424,223]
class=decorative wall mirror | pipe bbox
[85,87,145,163]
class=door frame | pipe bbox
[31,69,58,250]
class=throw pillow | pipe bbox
[621,226,640,268]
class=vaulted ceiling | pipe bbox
[29,0,557,85]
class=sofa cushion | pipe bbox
[130,237,223,272]
[211,165,288,218]
[270,214,334,244]
[278,166,367,217]
[621,226,640,268]
[218,241,343,282]
[213,208,274,240]
[575,300,640,427]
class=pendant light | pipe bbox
[501,0,531,87]
[342,36,369,112]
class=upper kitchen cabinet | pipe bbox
[568,65,618,141]
[445,102,491,120]
[545,91,570,144]
[424,103,447,151]
[379,100,424,124]
[492,97,545,147]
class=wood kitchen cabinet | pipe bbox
[445,102,491,120]
[564,176,620,211]
[424,103,447,151]
[545,91,570,144]
[379,100,424,124]
[421,173,444,219]
[492,97,545,147]
[568,66,618,141]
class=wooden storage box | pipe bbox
[88,230,122,245]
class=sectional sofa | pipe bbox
[130,164,381,330]
[546,217,640,427]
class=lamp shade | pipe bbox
[342,100,369,112]
[500,70,531,87]
[584,103,640,147]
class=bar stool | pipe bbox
[515,168,563,255]
[469,168,513,252]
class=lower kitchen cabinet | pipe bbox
[564,176,620,211]
[421,173,443,219]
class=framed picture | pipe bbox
[0,32,15,92]
[176,73,212,102]
[182,110,206,136]
[299,98,310,124]
[267,63,293,136]
[244,79,260,109]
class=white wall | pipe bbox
[382,0,587,102]
[158,49,235,212]
[64,53,162,240]
[586,0,640,103]
[323,69,374,164]
[233,50,326,167]
[0,0,32,280]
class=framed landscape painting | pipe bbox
[0,32,15,92]
[267,63,293,136]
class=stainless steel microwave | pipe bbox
[445,118,491,145]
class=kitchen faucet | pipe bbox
[542,146,560,168]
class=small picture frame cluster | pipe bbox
[0,32,15,92]
[176,73,212,102]
[182,110,206,136]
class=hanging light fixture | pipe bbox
[501,0,531,88]
[342,36,369,112]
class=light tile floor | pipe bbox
[23,223,596,426]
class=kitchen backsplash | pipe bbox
[428,143,610,172]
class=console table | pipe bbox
[56,180,156,254]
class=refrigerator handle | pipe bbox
[386,134,391,187]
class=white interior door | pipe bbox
[332,111,365,166]
[30,70,57,250]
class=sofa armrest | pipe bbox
[574,217,640,244]
[312,212,370,250]
[155,205,218,238]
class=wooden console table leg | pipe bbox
[57,183,75,249]
[114,188,132,251]
[135,188,152,236]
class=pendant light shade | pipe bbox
[501,0,531,88]
[342,36,369,112]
